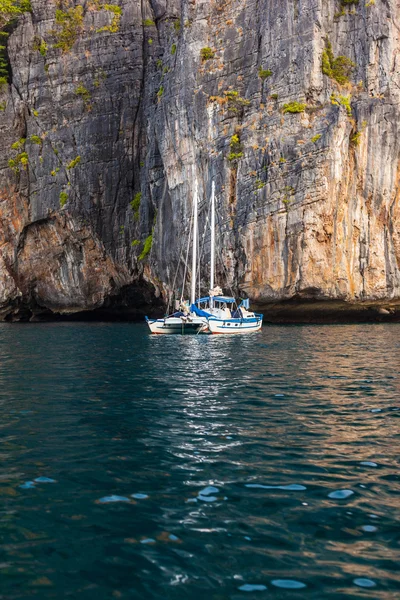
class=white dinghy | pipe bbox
[146,181,209,335]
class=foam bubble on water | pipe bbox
[131,493,148,499]
[245,483,306,491]
[244,536,252,541]
[238,584,268,592]
[274,394,285,397]
[369,514,379,519]
[170,573,188,585]
[361,525,377,532]
[34,477,56,483]
[353,578,376,588]
[245,484,269,489]
[370,408,382,413]
[199,486,219,495]
[198,486,219,501]
[140,538,156,544]
[19,481,35,489]
[198,494,218,502]
[271,579,306,589]
[98,495,130,503]
[360,461,378,467]
[328,489,354,499]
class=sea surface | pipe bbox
[0,323,399,599]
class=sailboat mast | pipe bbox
[190,180,198,306]
[210,180,215,291]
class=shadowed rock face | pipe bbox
[0,0,399,321]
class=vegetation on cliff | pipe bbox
[0,0,30,28]
[322,39,355,85]
[0,0,31,83]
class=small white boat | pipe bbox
[145,313,208,335]
[146,181,208,335]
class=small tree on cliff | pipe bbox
[0,1,31,83]
[0,0,31,29]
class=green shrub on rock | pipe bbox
[0,0,32,29]
[11,137,26,150]
[8,151,28,173]
[66,156,81,169]
[0,1,32,83]
[139,231,153,260]
[59,191,68,208]
[200,47,215,62]
[33,37,47,56]
[227,132,243,163]
[130,191,141,220]
[97,4,122,33]
[30,135,42,145]
[75,84,91,109]
[53,5,84,53]
[282,102,307,114]
[258,67,272,81]
[322,40,355,85]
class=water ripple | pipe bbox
[0,322,399,599]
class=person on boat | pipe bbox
[172,301,190,318]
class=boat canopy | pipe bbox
[195,296,236,304]
[190,304,210,317]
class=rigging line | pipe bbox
[198,212,201,302]
[167,235,187,314]
[198,192,212,284]
[180,201,194,303]
[215,205,239,310]
[166,203,194,313]
[166,203,194,312]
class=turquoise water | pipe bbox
[1,323,400,599]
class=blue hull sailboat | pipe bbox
[190,181,263,334]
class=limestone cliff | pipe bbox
[0,0,399,321]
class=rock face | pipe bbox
[0,0,399,321]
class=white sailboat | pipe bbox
[145,181,209,335]
[190,181,263,334]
